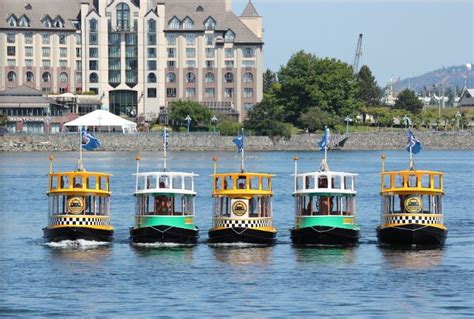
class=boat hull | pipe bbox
[43,227,114,243]
[291,226,359,246]
[208,228,277,245]
[130,226,199,245]
[377,224,447,246]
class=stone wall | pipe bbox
[1,131,473,152]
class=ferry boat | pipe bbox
[291,127,360,246]
[377,131,447,246]
[208,130,277,245]
[130,128,199,244]
[43,130,114,242]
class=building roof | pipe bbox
[241,1,260,17]
[459,88,474,107]
[0,0,83,30]
[0,85,43,96]
[164,0,262,43]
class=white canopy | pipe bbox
[64,109,137,133]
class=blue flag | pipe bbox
[233,131,244,153]
[81,128,100,151]
[161,129,169,150]
[406,130,422,154]
[318,127,331,151]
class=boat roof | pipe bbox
[135,171,198,177]
[294,171,358,177]
[214,172,275,177]
[50,171,112,177]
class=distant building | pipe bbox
[458,88,474,107]
[0,0,264,122]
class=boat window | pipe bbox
[173,196,182,215]
[184,176,193,191]
[382,174,390,190]
[345,176,354,190]
[344,196,355,216]
[153,194,173,215]
[435,195,442,214]
[296,176,303,191]
[318,176,329,189]
[73,177,83,188]
[263,177,271,191]
[263,196,272,217]
[215,177,222,191]
[297,195,311,216]
[316,195,334,215]
[147,176,156,189]
[183,196,193,215]
[305,175,315,189]
[60,175,70,189]
[422,174,430,188]
[423,195,431,214]
[223,176,233,190]
[433,175,441,189]
[408,175,417,188]
[237,175,247,189]
[99,177,107,191]
[333,176,341,190]
[382,196,391,214]
[249,176,259,190]
[87,176,96,190]
[394,175,404,188]
[50,176,58,190]
[215,197,231,217]
[172,176,181,189]
[249,196,259,217]
[137,176,145,190]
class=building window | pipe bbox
[205,48,215,58]
[148,33,156,45]
[169,17,180,29]
[89,33,98,45]
[225,48,234,58]
[7,32,15,43]
[19,15,29,27]
[7,46,16,56]
[204,17,216,30]
[205,34,214,46]
[243,47,255,58]
[89,72,98,83]
[89,60,98,70]
[116,3,130,30]
[76,72,82,83]
[42,16,52,28]
[89,19,98,32]
[167,48,176,58]
[25,71,34,82]
[89,47,98,58]
[224,72,234,83]
[167,60,175,68]
[148,88,157,98]
[42,47,50,57]
[42,33,50,44]
[244,103,254,112]
[42,60,51,67]
[25,59,33,67]
[205,72,215,83]
[167,33,176,45]
[59,72,68,83]
[186,72,196,83]
[54,16,64,28]
[185,88,196,98]
[147,60,156,70]
[148,19,156,32]
[76,60,82,69]
[186,34,195,45]
[76,48,82,58]
[225,88,234,98]
[7,15,17,27]
[205,60,215,68]
[76,33,81,45]
[42,72,51,82]
[125,33,137,45]
[7,59,16,67]
[186,60,195,68]
[60,48,67,57]
[243,60,255,67]
[244,88,254,98]
[183,17,194,29]
[59,33,66,44]
[25,32,33,44]
[7,71,16,82]
[224,30,235,43]
[147,48,156,58]
[186,48,195,58]
[205,88,215,98]
[225,60,234,68]
[167,88,177,97]
[243,72,254,83]
[166,72,176,83]
[148,73,156,83]
[25,46,33,57]
[59,60,67,67]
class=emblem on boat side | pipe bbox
[404,195,423,214]
[67,197,85,214]
[232,200,248,217]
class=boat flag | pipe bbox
[406,130,422,154]
[318,126,331,151]
[81,128,100,151]
[161,128,170,150]
[232,130,244,153]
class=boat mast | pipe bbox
[293,156,299,193]
[163,127,168,171]
[135,154,141,191]
[240,128,245,173]
[77,126,84,171]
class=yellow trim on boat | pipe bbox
[49,224,114,231]
[381,170,444,195]
[213,172,274,196]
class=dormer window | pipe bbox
[196,5,203,12]
[204,17,216,30]
[7,15,18,27]
[19,15,30,27]
[224,29,235,43]
[169,17,180,29]
[42,16,52,28]
[54,16,64,28]
[182,17,193,29]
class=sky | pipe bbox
[233,0,473,87]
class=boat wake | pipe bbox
[45,239,111,249]
[208,242,269,248]
[132,242,195,248]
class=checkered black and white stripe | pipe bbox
[49,216,110,226]
[382,214,443,225]
[214,218,272,229]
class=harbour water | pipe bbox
[0,150,473,317]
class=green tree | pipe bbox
[0,114,6,126]
[263,69,277,94]
[299,107,337,132]
[168,100,212,129]
[394,89,423,114]
[356,65,381,106]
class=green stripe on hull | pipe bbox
[296,216,359,230]
[135,216,197,230]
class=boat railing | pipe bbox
[381,213,444,226]
[136,172,196,193]
[49,172,111,194]
[294,172,356,194]
[381,171,444,194]
[213,173,273,195]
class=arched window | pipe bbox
[148,19,156,32]
[89,18,98,32]
[196,6,204,12]
[183,17,193,29]
[166,72,176,83]
[204,17,216,30]
[243,72,254,83]
[54,16,64,28]
[42,16,52,28]
[224,72,234,83]
[7,15,17,27]
[186,72,196,83]
[169,17,180,29]
[59,72,68,83]
[148,73,156,83]
[205,72,215,83]
[224,30,235,43]
[89,72,98,83]
[26,71,34,82]
[116,3,130,30]
[7,71,16,82]
[19,15,29,27]
[42,72,51,82]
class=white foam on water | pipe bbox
[208,242,267,248]
[45,239,111,249]
[132,242,194,248]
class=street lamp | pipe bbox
[402,115,411,128]
[185,115,191,133]
[344,116,353,134]
[211,115,218,133]
[455,111,462,131]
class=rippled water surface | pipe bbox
[1,150,473,317]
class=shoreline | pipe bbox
[1,131,473,152]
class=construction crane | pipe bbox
[352,33,363,74]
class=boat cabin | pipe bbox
[135,172,197,217]
[294,172,357,217]
[380,170,444,215]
